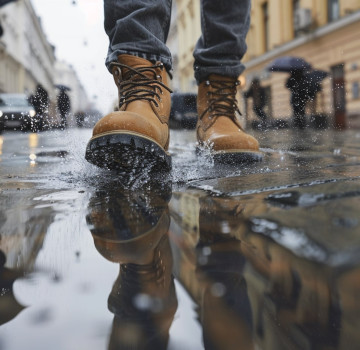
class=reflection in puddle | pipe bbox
[169,191,360,350]
[1,129,360,349]
[87,181,178,349]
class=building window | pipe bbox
[352,82,359,100]
[293,0,300,37]
[328,0,340,22]
[262,2,269,52]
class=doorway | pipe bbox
[331,64,346,129]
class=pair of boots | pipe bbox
[85,54,261,171]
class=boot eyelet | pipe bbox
[205,80,210,86]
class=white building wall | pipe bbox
[0,0,56,98]
[166,1,180,92]
[54,60,89,116]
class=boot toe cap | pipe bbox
[208,131,259,152]
[92,111,168,148]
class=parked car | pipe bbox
[0,93,40,132]
[170,92,197,129]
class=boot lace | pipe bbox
[110,62,172,108]
[200,79,241,121]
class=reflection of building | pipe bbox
[54,60,90,116]
[169,190,360,350]
[174,0,360,128]
[0,0,55,99]
[0,190,56,271]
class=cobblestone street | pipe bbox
[0,127,360,349]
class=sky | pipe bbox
[31,0,117,115]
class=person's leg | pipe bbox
[293,103,306,129]
[104,0,172,72]
[254,107,268,122]
[195,0,262,163]
[193,0,250,83]
[86,0,173,172]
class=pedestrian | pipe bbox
[30,84,49,117]
[286,70,311,129]
[244,78,269,128]
[85,0,262,171]
[57,89,71,129]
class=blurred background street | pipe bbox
[0,0,359,130]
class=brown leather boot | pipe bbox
[197,74,262,163]
[85,54,172,171]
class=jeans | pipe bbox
[104,0,251,84]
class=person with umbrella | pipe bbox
[304,70,328,117]
[285,70,312,129]
[29,84,49,117]
[56,86,71,130]
[267,56,313,129]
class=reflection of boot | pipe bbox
[87,183,177,350]
[197,75,262,163]
[86,54,172,172]
[107,234,177,350]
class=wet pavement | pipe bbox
[0,126,360,350]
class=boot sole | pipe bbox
[85,131,171,172]
[196,147,263,165]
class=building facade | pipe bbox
[54,60,89,118]
[245,0,360,129]
[176,0,201,92]
[175,0,360,128]
[167,1,181,92]
[0,0,55,98]
[0,0,90,126]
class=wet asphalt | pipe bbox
[0,126,360,350]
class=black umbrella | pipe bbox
[54,84,71,91]
[0,0,18,7]
[267,56,312,72]
[305,69,328,83]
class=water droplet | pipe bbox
[202,247,212,256]
[133,293,152,311]
[211,283,226,297]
